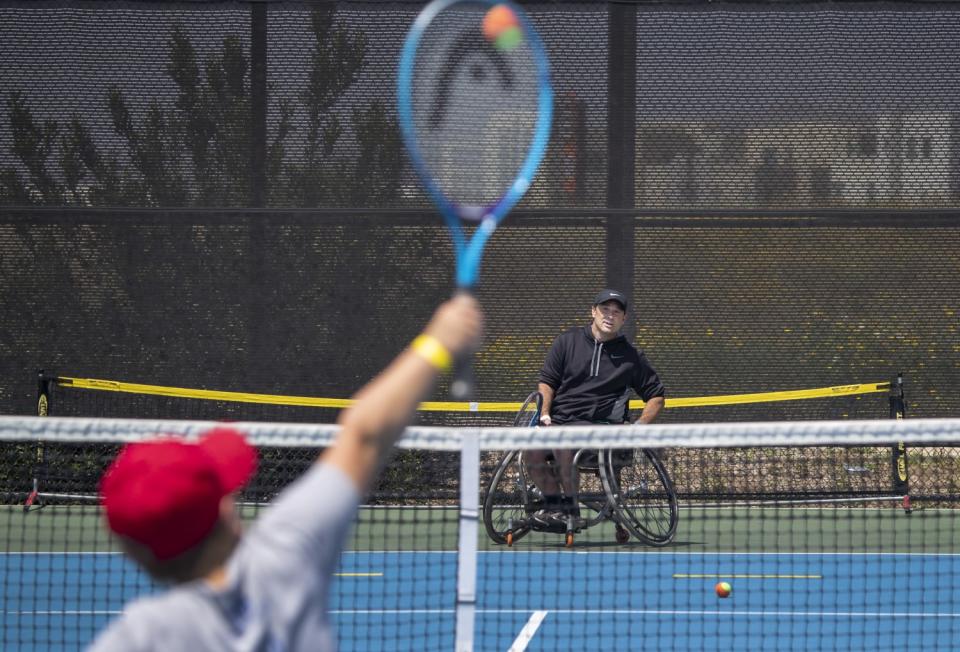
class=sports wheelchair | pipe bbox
[482,391,678,547]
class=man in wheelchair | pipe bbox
[527,289,665,530]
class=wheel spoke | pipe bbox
[602,449,678,546]
[483,450,532,545]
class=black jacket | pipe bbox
[539,326,665,424]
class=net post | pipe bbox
[454,429,479,652]
[27,371,52,511]
[36,370,50,416]
[889,372,911,513]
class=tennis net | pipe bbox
[1,416,959,650]
[38,373,910,509]
[37,372,893,427]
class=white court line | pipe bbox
[336,608,960,619]
[4,611,121,615]
[5,550,960,557]
[508,610,548,652]
[478,551,960,557]
[330,609,455,614]
[8,608,960,619]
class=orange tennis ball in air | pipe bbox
[482,4,519,41]
[715,581,732,598]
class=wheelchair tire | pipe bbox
[482,450,533,545]
[600,448,678,546]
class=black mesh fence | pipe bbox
[5,2,960,209]
[3,210,956,420]
[1,0,958,420]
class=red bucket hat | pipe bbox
[99,427,257,561]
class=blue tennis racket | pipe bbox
[398,0,553,398]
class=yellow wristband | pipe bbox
[411,334,453,371]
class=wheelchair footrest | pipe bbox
[525,515,587,535]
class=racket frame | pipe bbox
[397,0,553,288]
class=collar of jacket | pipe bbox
[582,325,626,346]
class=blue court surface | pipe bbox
[3,549,960,650]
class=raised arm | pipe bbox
[322,295,483,493]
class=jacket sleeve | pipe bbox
[538,333,566,389]
[632,352,665,401]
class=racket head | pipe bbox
[397,0,553,280]
[512,390,543,427]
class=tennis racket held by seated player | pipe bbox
[397,0,553,399]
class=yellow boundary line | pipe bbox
[54,376,890,412]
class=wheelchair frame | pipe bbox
[481,391,679,547]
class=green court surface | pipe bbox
[4,503,959,650]
[3,504,957,554]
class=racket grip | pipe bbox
[448,288,477,400]
[450,355,475,400]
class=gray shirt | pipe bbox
[89,463,360,652]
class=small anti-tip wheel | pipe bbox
[506,531,514,547]
[615,527,630,544]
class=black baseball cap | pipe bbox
[593,289,627,310]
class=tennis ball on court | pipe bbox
[482,4,519,41]
[715,581,732,598]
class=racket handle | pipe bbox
[450,356,475,400]
[449,288,476,400]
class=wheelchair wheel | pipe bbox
[482,450,534,545]
[600,448,678,546]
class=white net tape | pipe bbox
[2,416,960,450]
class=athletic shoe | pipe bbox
[531,509,567,528]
